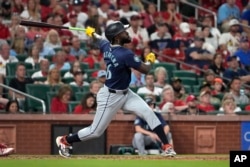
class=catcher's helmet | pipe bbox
[105,21,129,42]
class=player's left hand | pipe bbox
[145,52,156,64]
[86,26,95,37]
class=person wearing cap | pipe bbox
[217,0,240,32]
[97,0,112,20]
[179,95,206,115]
[97,70,107,84]
[171,77,187,101]
[219,19,241,56]
[61,39,76,63]
[132,96,173,155]
[185,36,214,69]
[223,55,250,82]
[228,77,249,105]
[204,69,216,86]
[70,69,90,87]
[0,14,11,40]
[126,13,149,53]
[71,0,88,26]
[117,0,138,21]
[197,90,215,113]
[211,77,226,95]
[234,36,250,69]
[63,11,88,41]
[199,81,221,104]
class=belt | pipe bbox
[108,88,128,95]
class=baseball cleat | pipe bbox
[161,144,177,157]
[0,143,14,156]
[56,136,71,158]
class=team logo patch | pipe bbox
[134,56,140,62]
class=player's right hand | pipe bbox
[145,52,156,64]
[86,26,95,37]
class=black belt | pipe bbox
[108,89,128,95]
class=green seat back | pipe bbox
[6,62,33,76]
[68,101,80,114]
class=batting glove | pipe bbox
[86,26,95,37]
[145,52,156,64]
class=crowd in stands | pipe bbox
[0,0,250,116]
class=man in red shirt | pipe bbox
[0,15,10,40]
[197,90,215,112]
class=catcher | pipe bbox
[56,21,176,157]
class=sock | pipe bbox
[66,134,81,144]
[153,125,169,145]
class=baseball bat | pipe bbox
[20,20,86,32]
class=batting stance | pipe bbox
[56,21,176,157]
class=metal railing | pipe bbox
[0,83,46,114]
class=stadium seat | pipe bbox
[173,70,197,78]
[184,85,192,94]
[26,69,39,77]
[94,63,100,69]
[179,77,197,86]
[62,77,74,84]
[33,77,47,82]
[16,54,28,62]
[68,101,80,114]
[152,62,177,80]
[75,92,88,101]
[47,91,57,113]
[25,84,52,112]
[6,62,33,76]
[192,85,200,93]
[44,55,53,62]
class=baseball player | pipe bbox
[56,21,176,157]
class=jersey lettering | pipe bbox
[106,64,112,80]
[103,51,119,67]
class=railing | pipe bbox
[0,83,46,114]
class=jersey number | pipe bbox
[106,64,112,79]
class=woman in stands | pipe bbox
[5,99,21,114]
[25,44,43,68]
[44,29,62,49]
[154,67,168,88]
[209,53,225,77]
[44,67,64,86]
[73,92,97,114]
[50,85,72,114]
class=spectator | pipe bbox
[142,3,157,29]
[1,1,11,19]
[199,81,221,104]
[8,63,34,109]
[234,36,250,71]
[73,92,97,114]
[219,92,241,112]
[179,95,206,115]
[197,91,215,113]
[185,36,214,69]
[97,0,112,20]
[33,34,55,57]
[44,29,62,49]
[20,0,41,21]
[9,13,27,39]
[50,84,72,114]
[44,67,63,86]
[217,0,240,32]
[97,70,107,85]
[209,53,225,77]
[117,0,138,21]
[129,68,145,87]
[126,14,150,53]
[83,45,103,69]
[132,97,173,155]
[228,77,249,105]
[0,15,11,40]
[89,80,103,95]
[161,0,182,27]
[31,58,50,79]
[140,47,159,63]
[204,69,216,86]
[10,25,28,56]
[25,45,43,68]
[154,67,167,88]
[147,11,166,36]
[106,11,120,27]
[64,60,86,78]
[161,102,175,114]
[72,0,88,26]
[49,50,71,71]
[63,11,88,41]
[61,39,76,63]
[221,99,238,115]
[137,72,163,97]
[70,36,87,61]
[69,69,89,87]
[201,25,219,51]
[223,55,250,82]
[171,77,188,101]
[149,22,172,51]
[5,99,21,114]
[159,84,187,112]
[219,19,241,56]
[211,77,226,95]
[11,0,25,14]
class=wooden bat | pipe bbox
[20,20,86,32]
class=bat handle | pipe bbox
[69,27,86,32]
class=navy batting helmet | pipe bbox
[105,21,129,42]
